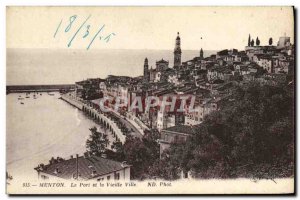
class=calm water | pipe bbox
[6,92,112,180]
[7,48,216,85]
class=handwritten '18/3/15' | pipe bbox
[53,15,116,50]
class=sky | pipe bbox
[7,6,294,51]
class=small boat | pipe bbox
[48,93,55,96]
[20,102,24,105]
[26,96,30,98]
[18,97,24,100]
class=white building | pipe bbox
[156,110,176,132]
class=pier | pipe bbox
[7,84,75,93]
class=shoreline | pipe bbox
[60,94,126,143]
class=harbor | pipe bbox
[6,92,115,181]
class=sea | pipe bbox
[6,92,115,180]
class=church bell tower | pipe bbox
[143,58,149,83]
[174,32,182,68]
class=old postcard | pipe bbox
[6,6,295,194]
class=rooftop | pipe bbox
[164,125,199,135]
[35,155,129,180]
[156,59,169,64]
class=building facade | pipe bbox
[159,125,196,157]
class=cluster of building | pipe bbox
[38,33,294,181]
[75,32,294,157]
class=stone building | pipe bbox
[159,125,197,157]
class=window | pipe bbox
[165,134,169,141]
[115,173,120,180]
[97,177,104,181]
[107,175,111,180]
[184,172,188,179]
[41,175,49,180]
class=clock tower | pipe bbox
[174,32,182,68]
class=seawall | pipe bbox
[60,94,126,143]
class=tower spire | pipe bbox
[143,58,149,83]
[174,32,182,68]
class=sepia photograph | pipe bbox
[5,6,295,194]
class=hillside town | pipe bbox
[35,33,294,181]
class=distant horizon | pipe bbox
[6,83,76,86]
[6,33,293,86]
[6,36,293,52]
[7,48,216,85]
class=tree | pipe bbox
[110,140,125,161]
[269,37,273,45]
[148,150,181,180]
[86,126,109,156]
[142,129,160,158]
[112,129,161,180]
[111,140,123,153]
[154,82,294,180]
[251,39,255,47]
[121,136,151,179]
[256,37,260,46]
[248,34,251,46]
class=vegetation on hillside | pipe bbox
[154,82,294,180]
[86,82,294,180]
